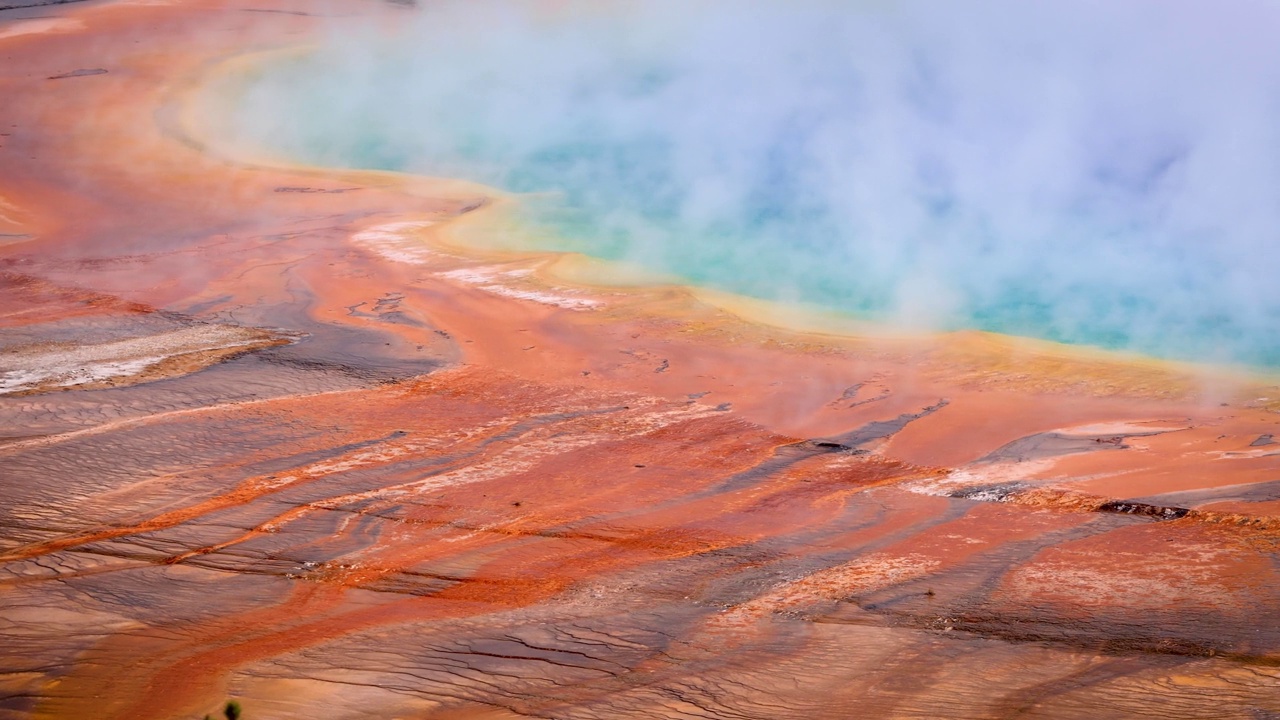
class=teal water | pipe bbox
[227,1,1280,367]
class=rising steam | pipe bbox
[225,0,1280,366]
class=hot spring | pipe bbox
[221,0,1280,367]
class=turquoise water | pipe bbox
[228,2,1280,367]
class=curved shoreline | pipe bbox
[2,2,1280,719]
[181,39,1280,391]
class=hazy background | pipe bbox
[225,0,1280,366]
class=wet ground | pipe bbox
[2,2,1279,718]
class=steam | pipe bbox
[226,0,1280,366]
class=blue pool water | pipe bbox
[225,1,1280,367]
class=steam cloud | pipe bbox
[227,0,1280,366]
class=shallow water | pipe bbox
[224,1,1280,367]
